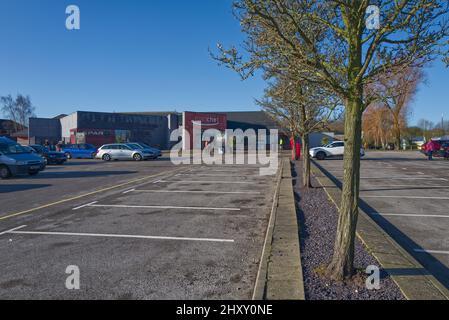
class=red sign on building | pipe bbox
[182,112,227,150]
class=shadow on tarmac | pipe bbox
[313,160,449,290]
[0,184,52,193]
[30,171,137,179]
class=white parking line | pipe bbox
[175,173,257,178]
[122,189,135,194]
[132,190,261,195]
[121,174,188,191]
[369,213,449,218]
[361,185,449,189]
[88,204,241,211]
[357,177,447,181]
[0,225,27,236]
[414,249,449,255]
[156,180,257,184]
[363,195,449,200]
[72,201,98,211]
[7,230,235,243]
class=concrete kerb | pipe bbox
[252,157,305,300]
[311,160,449,300]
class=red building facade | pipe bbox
[182,112,227,150]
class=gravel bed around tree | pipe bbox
[292,161,405,300]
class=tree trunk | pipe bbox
[326,18,363,279]
[301,134,312,188]
[392,114,401,151]
[326,93,363,280]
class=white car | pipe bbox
[309,141,365,160]
[96,143,154,161]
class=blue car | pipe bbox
[61,143,98,159]
[0,137,46,179]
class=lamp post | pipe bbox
[442,114,445,137]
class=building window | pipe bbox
[115,130,130,143]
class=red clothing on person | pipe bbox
[290,138,301,160]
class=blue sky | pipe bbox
[0,0,447,125]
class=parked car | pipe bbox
[125,142,161,159]
[135,142,162,158]
[0,137,46,179]
[309,141,365,160]
[29,144,67,165]
[421,140,449,159]
[96,143,155,161]
[61,143,97,159]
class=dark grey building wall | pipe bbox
[28,118,61,145]
[76,111,170,149]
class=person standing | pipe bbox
[427,140,441,160]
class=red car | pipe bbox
[421,140,449,159]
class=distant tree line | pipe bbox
[0,94,36,132]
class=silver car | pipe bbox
[96,143,153,161]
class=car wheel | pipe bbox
[133,153,143,161]
[65,153,72,159]
[91,152,97,159]
[316,151,326,160]
[0,165,11,179]
[102,154,111,161]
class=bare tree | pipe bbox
[258,77,341,188]
[0,94,36,131]
[368,67,423,149]
[417,118,435,141]
[213,0,449,280]
[363,103,394,149]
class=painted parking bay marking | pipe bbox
[0,225,27,236]
[0,225,234,243]
[73,203,241,211]
[335,176,448,181]
[131,190,261,195]
[363,195,449,200]
[414,249,449,255]
[73,201,98,211]
[0,167,185,221]
[156,180,258,184]
[369,212,449,218]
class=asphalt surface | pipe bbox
[313,151,449,290]
[0,158,277,299]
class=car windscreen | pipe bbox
[138,142,151,148]
[32,145,47,153]
[0,143,31,155]
[126,144,142,149]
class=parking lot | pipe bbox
[0,158,277,299]
[314,151,449,289]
